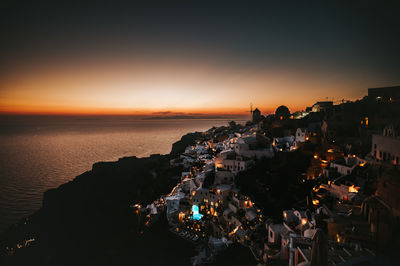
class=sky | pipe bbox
[1,1,399,115]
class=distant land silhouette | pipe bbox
[143,115,242,120]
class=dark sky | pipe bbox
[1,1,399,114]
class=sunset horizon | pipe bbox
[1,1,400,265]
[0,72,392,116]
[2,2,399,116]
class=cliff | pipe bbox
[1,135,203,265]
[170,131,204,156]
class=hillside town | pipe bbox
[133,85,400,265]
[1,86,399,266]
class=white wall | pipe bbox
[372,135,400,165]
[295,128,307,142]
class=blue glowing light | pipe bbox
[192,205,203,220]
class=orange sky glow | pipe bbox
[2,2,400,117]
[0,57,386,116]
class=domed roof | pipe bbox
[275,105,290,119]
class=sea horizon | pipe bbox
[0,116,245,233]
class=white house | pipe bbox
[215,149,235,168]
[181,178,198,194]
[165,191,185,220]
[295,128,309,142]
[324,156,366,178]
[267,224,286,245]
[234,135,274,159]
[273,136,297,152]
[318,182,359,201]
[191,187,223,208]
[371,125,400,165]
[222,155,253,175]
[283,210,297,224]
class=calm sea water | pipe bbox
[0,115,244,233]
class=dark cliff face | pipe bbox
[170,132,204,156]
[1,132,211,265]
[1,154,197,266]
[42,154,176,213]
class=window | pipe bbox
[270,231,273,239]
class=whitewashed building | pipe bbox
[372,125,400,165]
[295,128,308,142]
[222,155,253,175]
[234,135,274,159]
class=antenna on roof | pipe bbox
[249,103,253,121]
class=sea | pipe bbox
[0,115,245,233]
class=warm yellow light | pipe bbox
[348,185,359,193]
[229,226,239,236]
[178,212,185,221]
